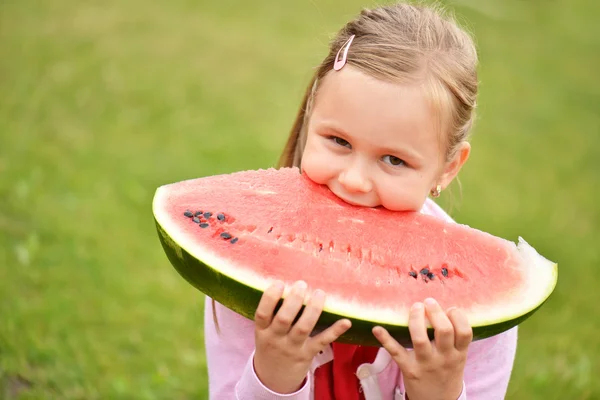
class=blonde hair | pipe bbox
[278,2,478,169]
[211,2,478,332]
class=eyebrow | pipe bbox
[316,121,425,163]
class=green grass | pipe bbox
[0,0,598,398]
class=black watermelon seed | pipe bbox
[441,268,448,277]
[427,272,435,280]
[267,227,273,234]
[199,223,209,228]
[184,211,193,218]
[220,232,232,240]
[230,237,239,244]
[194,211,203,217]
[192,217,200,223]
[420,268,429,275]
[217,213,225,221]
[204,212,212,219]
[409,271,417,278]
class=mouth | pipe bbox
[327,186,377,208]
[337,196,371,207]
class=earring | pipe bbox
[430,184,442,198]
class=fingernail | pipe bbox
[313,289,325,301]
[424,298,437,306]
[272,281,284,291]
[295,280,308,291]
[411,302,423,311]
[446,306,457,313]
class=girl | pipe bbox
[204,3,517,399]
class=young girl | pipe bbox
[204,3,517,399]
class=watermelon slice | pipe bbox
[152,167,557,346]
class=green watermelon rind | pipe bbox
[154,218,558,347]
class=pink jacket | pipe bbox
[204,198,518,399]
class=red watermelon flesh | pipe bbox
[153,167,557,343]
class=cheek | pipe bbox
[300,138,333,185]
[377,176,429,212]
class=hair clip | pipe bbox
[333,35,355,71]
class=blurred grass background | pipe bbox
[0,0,598,398]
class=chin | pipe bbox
[386,205,421,212]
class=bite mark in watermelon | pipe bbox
[152,167,558,346]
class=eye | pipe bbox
[382,155,405,167]
[330,136,351,148]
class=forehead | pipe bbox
[310,66,442,154]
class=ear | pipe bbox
[438,142,471,190]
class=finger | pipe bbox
[447,307,473,351]
[288,289,326,344]
[308,318,352,353]
[424,298,455,352]
[254,281,285,330]
[270,280,308,335]
[408,302,433,360]
[372,326,409,367]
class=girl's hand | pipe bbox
[253,280,352,394]
[373,298,472,400]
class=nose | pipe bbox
[338,161,373,193]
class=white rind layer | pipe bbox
[153,185,558,327]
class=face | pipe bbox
[301,66,469,212]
